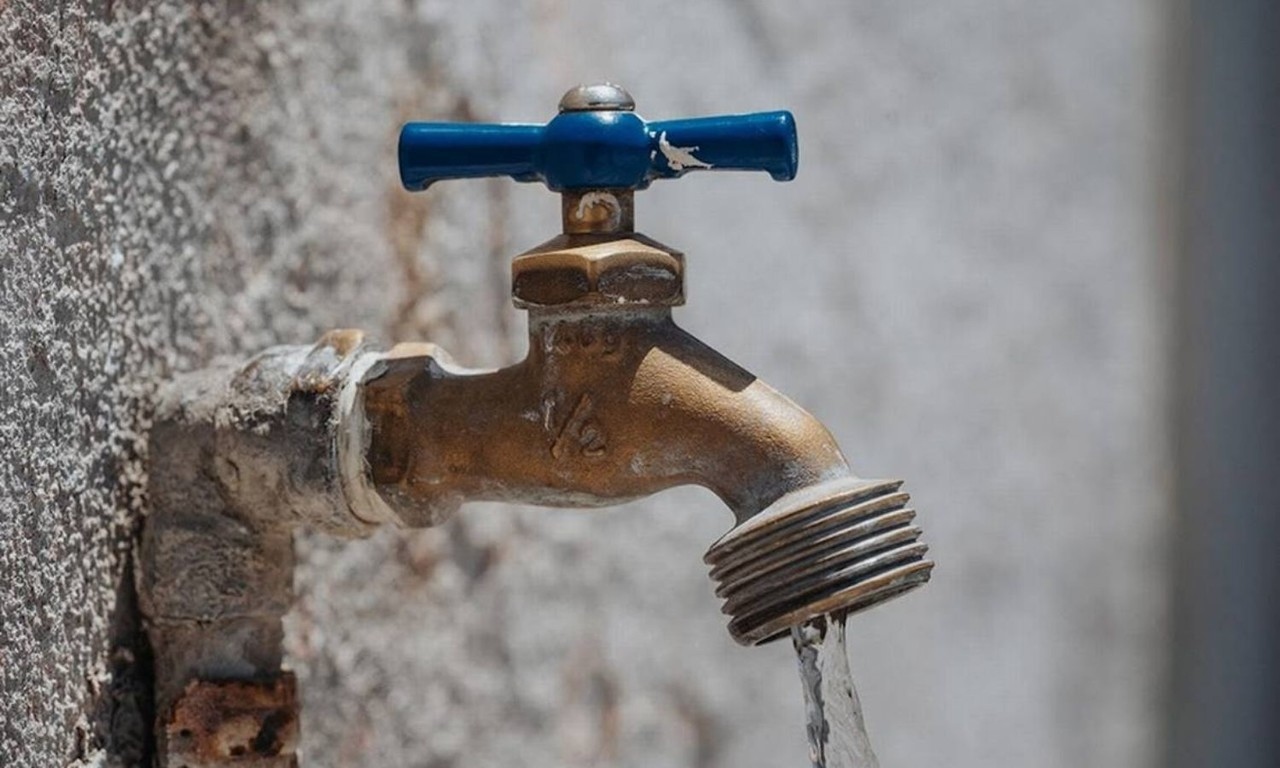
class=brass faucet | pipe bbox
[139,84,931,766]
[377,84,932,643]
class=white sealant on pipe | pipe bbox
[336,351,400,526]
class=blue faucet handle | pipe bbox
[647,112,797,183]
[398,85,798,192]
[398,123,547,190]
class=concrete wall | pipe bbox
[1,1,1169,767]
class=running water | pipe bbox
[791,614,880,768]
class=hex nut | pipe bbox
[512,234,685,309]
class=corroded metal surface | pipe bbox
[165,675,299,767]
[142,332,375,766]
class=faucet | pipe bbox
[139,84,931,767]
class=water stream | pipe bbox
[791,614,880,768]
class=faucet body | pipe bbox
[364,305,849,527]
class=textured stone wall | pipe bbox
[1,2,1168,767]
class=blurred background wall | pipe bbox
[2,1,1177,767]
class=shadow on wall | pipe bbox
[1168,2,1280,768]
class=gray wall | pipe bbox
[1,2,1169,767]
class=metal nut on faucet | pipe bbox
[511,232,685,309]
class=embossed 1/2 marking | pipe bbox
[550,393,607,459]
